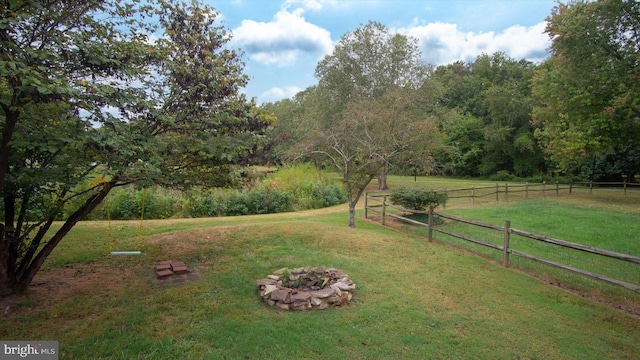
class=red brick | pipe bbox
[155,264,172,271]
[170,262,186,270]
[156,269,173,278]
[172,265,189,274]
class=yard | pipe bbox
[0,177,638,359]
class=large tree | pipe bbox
[288,23,423,226]
[0,0,272,292]
[532,0,640,176]
[300,22,435,227]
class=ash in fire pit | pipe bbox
[257,266,355,311]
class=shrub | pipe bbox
[313,184,347,207]
[75,164,346,221]
[244,186,293,214]
[390,186,448,211]
[107,187,180,220]
[185,190,223,218]
[264,164,347,210]
[222,191,250,216]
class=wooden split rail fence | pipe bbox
[364,189,640,292]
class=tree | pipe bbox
[298,22,435,227]
[315,21,427,107]
[310,95,388,227]
[261,87,324,166]
[314,21,430,191]
[0,0,272,292]
[532,0,640,177]
[433,53,544,177]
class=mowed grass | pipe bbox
[374,176,640,315]
[0,177,638,359]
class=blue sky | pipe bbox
[205,0,557,104]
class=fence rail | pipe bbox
[364,187,640,293]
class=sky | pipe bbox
[205,0,558,104]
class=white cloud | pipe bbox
[260,86,303,102]
[232,8,333,67]
[283,0,342,11]
[399,21,550,65]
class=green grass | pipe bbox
[375,176,640,315]
[1,176,639,359]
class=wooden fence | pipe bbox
[426,181,639,208]
[364,190,640,292]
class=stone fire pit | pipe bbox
[256,266,355,311]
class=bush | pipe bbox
[314,183,347,207]
[390,186,448,211]
[107,187,180,220]
[244,186,293,214]
[264,164,347,210]
[221,191,250,216]
[185,190,223,218]
[72,164,346,221]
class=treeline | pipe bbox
[259,1,639,183]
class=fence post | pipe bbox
[503,220,511,268]
[505,183,509,203]
[495,183,499,203]
[590,180,593,195]
[569,181,573,194]
[556,181,559,197]
[471,186,475,206]
[364,191,368,219]
[381,195,387,225]
[525,182,529,200]
[427,207,434,242]
[443,188,447,209]
[624,180,627,196]
[542,181,546,198]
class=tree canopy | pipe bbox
[532,0,640,176]
[0,0,273,292]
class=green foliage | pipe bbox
[221,186,294,216]
[532,0,640,175]
[390,186,448,211]
[184,189,224,218]
[264,164,347,210]
[86,164,346,219]
[402,212,445,225]
[433,53,544,177]
[0,0,274,290]
[106,187,183,220]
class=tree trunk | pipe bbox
[0,182,114,292]
[348,201,357,228]
[0,224,13,295]
[378,173,388,190]
[0,109,19,197]
[377,163,389,190]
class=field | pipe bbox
[0,176,639,359]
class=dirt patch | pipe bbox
[0,227,236,320]
[146,226,235,257]
[1,262,146,321]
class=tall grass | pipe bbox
[78,164,346,220]
[264,163,346,210]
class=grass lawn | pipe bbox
[0,177,639,359]
[375,176,640,317]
